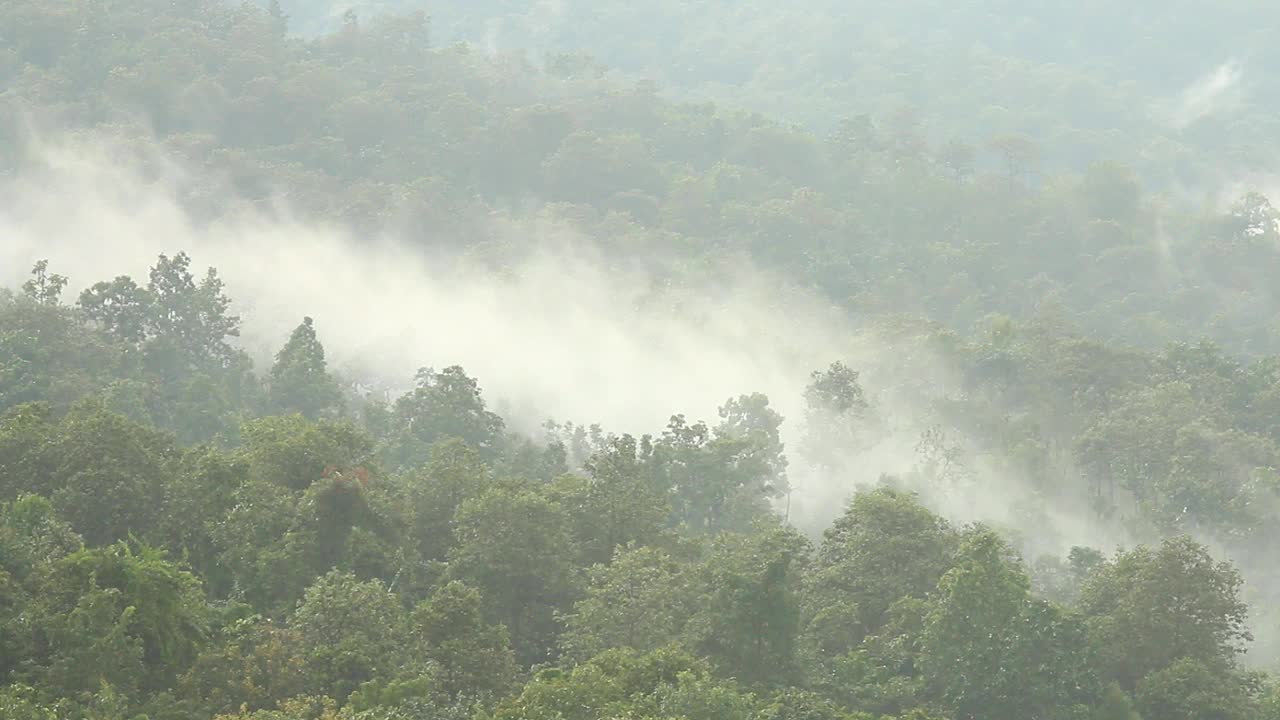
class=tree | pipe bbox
[0,494,82,682]
[177,612,309,717]
[211,695,342,720]
[215,418,381,614]
[937,139,976,181]
[0,402,56,503]
[445,485,578,665]
[813,597,930,716]
[385,366,506,469]
[919,527,1096,720]
[411,580,517,700]
[29,542,207,696]
[551,433,671,565]
[78,276,152,347]
[0,685,61,720]
[650,414,781,532]
[688,522,810,686]
[1134,658,1253,720]
[291,570,409,701]
[988,134,1041,186]
[1,293,118,410]
[1079,536,1251,690]
[44,399,176,547]
[21,260,67,306]
[1032,545,1106,607]
[397,438,492,568]
[560,545,694,660]
[241,414,374,492]
[805,488,954,654]
[73,254,251,443]
[1222,192,1280,245]
[716,393,789,501]
[0,494,81,580]
[1078,161,1141,226]
[1095,683,1142,720]
[155,446,249,596]
[267,0,288,35]
[1073,381,1272,534]
[490,646,737,720]
[266,318,344,420]
[143,252,241,373]
[800,362,871,471]
[757,688,871,720]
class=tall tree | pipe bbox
[411,580,517,700]
[21,260,67,306]
[143,252,241,373]
[560,545,694,660]
[266,317,343,420]
[1079,536,1251,690]
[291,570,409,701]
[805,488,955,655]
[385,366,506,469]
[919,527,1096,720]
[551,433,671,565]
[445,484,578,665]
[801,362,871,471]
[689,522,810,686]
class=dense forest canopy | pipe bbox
[4,1,1280,719]
[277,0,1280,181]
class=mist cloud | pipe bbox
[1169,60,1243,129]
[0,131,1126,551]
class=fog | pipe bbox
[1,131,1129,557]
[1169,60,1244,129]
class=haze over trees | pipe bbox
[4,1,1280,719]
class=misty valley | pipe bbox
[4,2,1280,720]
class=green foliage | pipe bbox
[1135,658,1254,720]
[0,400,176,547]
[0,291,118,411]
[491,646,743,720]
[22,260,68,307]
[291,571,409,701]
[5,2,1280,716]
[650,414,783,532]
[687,522,810,686]
[395,438,493,566]
[919,527,1097,720]
[23,542,207,699]
[806,489,955,655]
[383,366,506,469]
[178,614,308,717]
[267,318,344,421]
[410,580,517,700]
[0,684,62,720]
[1080,536,1252,690]
[445,483,579,665]
[1095,683,1142,720]
[549,433,672,565]
[242,415,375,492]
[800,363,872,472]
[560,545,694,661]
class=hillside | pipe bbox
[4,2,1280,719]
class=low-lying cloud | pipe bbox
[0,131,1128,554]
[1169,60,1243,129]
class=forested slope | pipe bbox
[279,0,1280,180]
[4,0,1280,354]
[3,253,1280,720]
[4,1,1280,719]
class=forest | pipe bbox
[3,1,1280,719]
